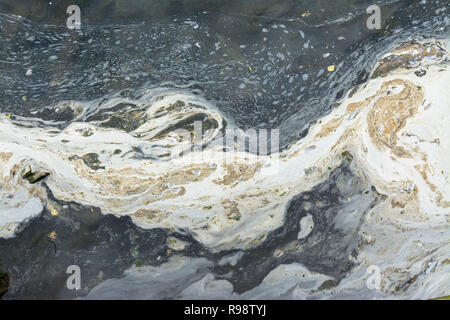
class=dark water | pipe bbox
[0,160,383,299]
[0,0,448,147]
[0,0,449,299]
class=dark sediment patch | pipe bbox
[151,113,219,141]
[85,102,146,133]
[153,100,186,118]
[21,166,50,184]
[98,112,146,133]
[69,153,105,171]
[26,104,75,122]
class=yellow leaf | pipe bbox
[327,65,335,72]
[301,11,311,17]
[50,209,58,216]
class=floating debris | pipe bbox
[21,166,50,184]
[415,69,427,77]
[69,153,104,171]
[81,128,94,137]
[318,279,340,291]
[301,11,311,17]
[371,41,445,78]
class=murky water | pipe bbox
[0,0,449,300]
[1,0,448,148]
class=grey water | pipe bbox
[0,0,448,148]
[0,0,449,299]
